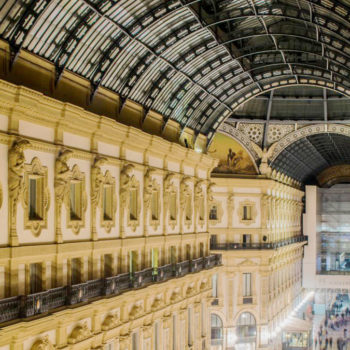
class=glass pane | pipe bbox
[70,182,81,221]
[170,193,177,220]
[130,189,137,220]
[103,186,113,221]
[151,191,158,220]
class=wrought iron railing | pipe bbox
[0,254,221,324]
[210,235,308,250]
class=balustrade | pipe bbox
[0,254,221,324]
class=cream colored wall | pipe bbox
[0,268,216,350]
[0,143,8,246]
[209,178,304,244]
[210,244,305,349]
[208,177,305,349]
[0,79,218,299]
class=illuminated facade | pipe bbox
[2,0,350,349]
[208,178,306,349]
[0,80,220,350]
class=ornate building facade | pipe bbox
[0,80,221,350]
[208,178,307,349]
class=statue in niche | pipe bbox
[120,164,135,206]
[91,157,107,239]
[120,164,135,235]
[8,138,31,245]
[55,149,73,205]
[144,168,156,212]
[207,182,215,203]
[91,157,107,207]
[54,149,73,242]
[9,139,30,206]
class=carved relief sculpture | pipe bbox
[163,172,177,231]
[227,193,235,228]
[68,322,92,344]
[8,138,31,246]
[102,313,120,331]
[180,176,192,232]
[31,335,55,350]
[91,157,107,240]
[194,180,204,231]
[54,149,73,243]
[144,168,160,233]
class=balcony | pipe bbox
[210,235,308,250]
[0,254,221,324]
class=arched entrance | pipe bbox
[235,312,257,350]
[210,313,223,350]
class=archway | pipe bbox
[235,312,257,350]
[210,313,224,350]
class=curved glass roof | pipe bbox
[2,0,350,144]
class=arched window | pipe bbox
[236,312,257,347]
[211,314,223,348]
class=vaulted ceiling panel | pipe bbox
[3,0,350,151]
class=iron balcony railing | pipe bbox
[210,235,308,250]
[0,254,222,324]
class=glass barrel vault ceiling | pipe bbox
[3,0,350,144]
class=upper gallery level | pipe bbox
[208,177,306,248]
[0,79,217,249]
[0,80,221,311]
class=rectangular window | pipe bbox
[152,248,159,275]
[29,177,43,220]
[243,205,252,220]
[185,197,192,220]
[71,258,81,285]
[188,308,193,346]
[200,242,204,257]
[170,193,177,220]
[186,244,191,261]
[243,234,251,244]
[243,273,252,297]
[132,332,138,350]
[129,251,137,274]
[154,322,159,350]
[199,200,205,221]
[130,189,138,220]
[70,182,82,221]
[209,205,217,220]
[29,263,42,294]
[173,314,177,350]
[103,185,113,221]
[104,254,113,278]
[212,273,218,298]
[151,191,159,220]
